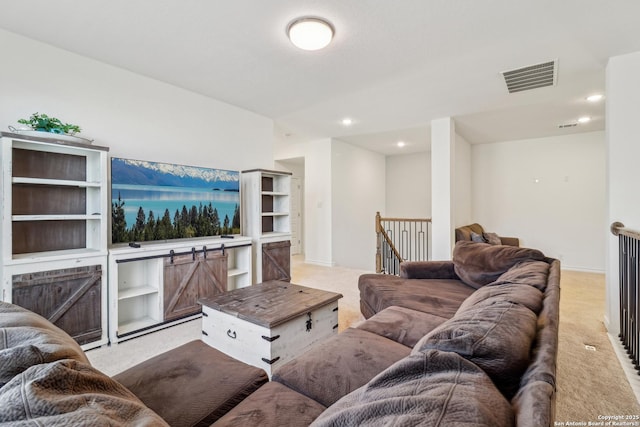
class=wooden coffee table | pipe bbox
[199,280,342,377]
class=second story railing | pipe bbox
[612,221,640,376]
[375,212,431,274]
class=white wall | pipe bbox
[605,51,640,333]
[275,138,385,270]
[332,139,386,271]
[0,29,273,172]
[472,131,606,271]
[385,151,431,217]
[431,118,456,260]
[275,139,333,266]
[455,134,472,227]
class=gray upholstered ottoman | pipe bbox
[113,339,268,427]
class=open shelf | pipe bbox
[228,268,248,278]
[118,286,159,301]
[13,215,102,221]
[117,317,160,336]
[12,177,102,187]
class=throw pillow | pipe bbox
[470,231,486,243]
[413,300,538,399]
[483,232,502,245]
[452,241,546,289]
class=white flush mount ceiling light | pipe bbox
[578,116,591,124]
[341,118,352,126]
[397,141,406,148]
[287,17,334,51]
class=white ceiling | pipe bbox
[1,1,639,155]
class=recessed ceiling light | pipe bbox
[397,141,406,148]
[287,17,334,51]
[341,118,352,126]
[578,116,591,124]
[587,94,604,102]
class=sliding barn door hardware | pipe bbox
[115,243,250,264]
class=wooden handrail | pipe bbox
[611,222,640,241]
[377,216,432,223]
[379,227,403,263]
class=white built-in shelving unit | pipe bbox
[0,132,109,350]
[242,169,292,283]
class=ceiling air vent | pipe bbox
[502,60,557,93]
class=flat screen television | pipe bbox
[110,157,240,244]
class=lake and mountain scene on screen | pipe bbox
[111,158,240,243]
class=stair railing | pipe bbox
[375,212,431,274]
[612,221,640,375]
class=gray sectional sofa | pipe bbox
[218,241,561,427]
[0,241,560,426]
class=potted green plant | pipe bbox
[16,113,81,135]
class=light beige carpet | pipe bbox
[88,258,640,421]
[555,270,640,423]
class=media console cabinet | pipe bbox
[108,236,252,343]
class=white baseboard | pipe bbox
[560,266,605,274]
[608,332,640,405]
[303,258,335,267]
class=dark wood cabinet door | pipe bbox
[163,251,227,321]
[12,265,102,346]
[262,240,291,282]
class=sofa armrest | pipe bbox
[499,236,520,247]
[399,261,459,280]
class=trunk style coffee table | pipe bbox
[199,280,342,378]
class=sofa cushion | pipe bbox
[494,260,550,291]
[483,231,502,245]
[358,274,474,319]
[273,328,411,407]
[355,305,448,347]
[213,381,326,427]
[456,282,544,315]
[413,300,538,398]
[310,350,514,427]
[0,301,89,388]
[113,340,268,427]
[0,359,168,426]
[399,260,459,280]
[452,241,545,289]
